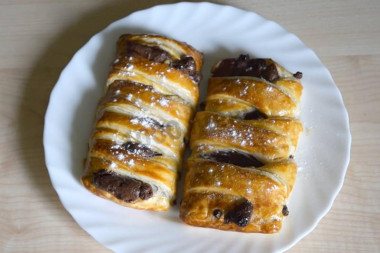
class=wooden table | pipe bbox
[1,0,379,252]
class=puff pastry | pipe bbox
[81,34,203,211]
[180,55,303,232]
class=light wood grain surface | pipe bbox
[1,0,379,252]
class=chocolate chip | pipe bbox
[224,199,253,227]
[236,55,249,73]
[172,56,195,72]
[171,56,201,83]
[199,150,264,168]
[282,205,289,216]
[243,109,268,120]
[93,169,153,202]
[261,63,279,82]
[289,155,294,159]
[293,71,303,79]
[213,209,223,219]
[238,54,249,61]
[122,142,161,158]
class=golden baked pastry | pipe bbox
[180,55,303,232]
[81,34,203,211]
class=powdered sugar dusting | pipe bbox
[158,97,169,107]
[130,116,162,129]
[126,94,133,101]
[240,85,249,96]
[117,153,125,160]
[110,144,122,149]
[206,121,216,130]
[203,114,280,147]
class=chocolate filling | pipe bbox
[122,142,161,158]
[224,198,253,227]
[93,169,153,202]
[199,150,264,168]
[125,41,171,63]
[212,54,279,82]
[243,109,268,120]
[171,56,202,83]
[282,205,289,216]
[125,42,201,83]
[293,71,303,79]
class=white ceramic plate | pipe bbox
[44,2,351,252]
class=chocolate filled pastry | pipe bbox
[180,55,303,232]
[81,34,203,211]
